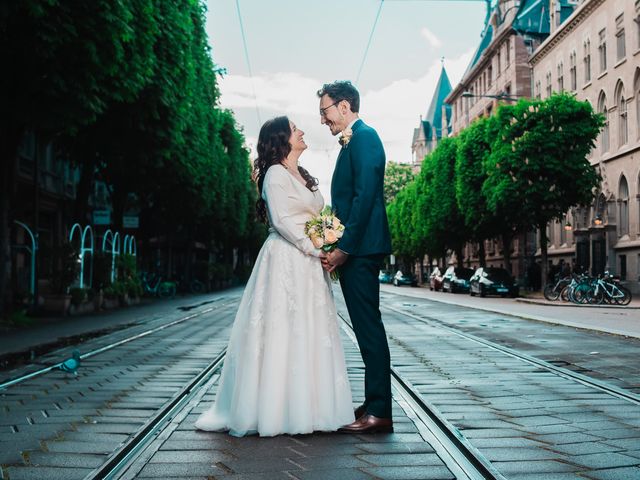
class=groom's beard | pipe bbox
[327,121,341,136]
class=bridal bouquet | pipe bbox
[305,206,345,280]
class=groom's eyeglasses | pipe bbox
[319,101,340,117]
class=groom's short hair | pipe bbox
[317,81,360,113]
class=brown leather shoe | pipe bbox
[354,404,366,420]
[338,414,393,434]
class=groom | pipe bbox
[318,81,393,434]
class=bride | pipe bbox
[195,116,354,437]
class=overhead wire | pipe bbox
[235,0,262,126]
[355,0,385,86]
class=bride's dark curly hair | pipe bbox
[253,116,318,224]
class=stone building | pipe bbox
[530,0,640,292]
[411,65,452,167]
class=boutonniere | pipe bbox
[338,127,353,147]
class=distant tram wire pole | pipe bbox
[355,0,384,86]
[235,0,262,126]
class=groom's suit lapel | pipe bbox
[332,119,364,180]
[331,119,365,202]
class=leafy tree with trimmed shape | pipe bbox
[419,137,467,266]
[0,0,149,317]
[455,116,515,268]
[483,93,603,284]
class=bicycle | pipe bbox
[587,273,632,305]
[141,272,177,299]
[543,275,571,301]
[563,274,591,304]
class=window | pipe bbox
[497,51,501,76]
[546,71,552,98]
[584,39,591,82]
[505,40,510,65]
[635,69,640,139]
[598,91,609,153]
[618,175,629,236]
[535,80,541,99]
[488,65,493,86]
[598,29,607,72]
[616,14,626,61]
[616,82,628,146]
[570,51,577,90]
[557,62,564,91]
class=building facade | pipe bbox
[530,0,640,292]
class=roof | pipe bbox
[463,23,494,78]
[512,0,551,38]
[423,66,452,141]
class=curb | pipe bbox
[516,297,640,309]
[380,285,640,339]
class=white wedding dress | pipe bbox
[195,164,354,437]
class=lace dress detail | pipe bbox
[195,165,353,436]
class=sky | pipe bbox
[204,0,487,202]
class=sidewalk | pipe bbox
[380,284,640,339]
[0,290,240,364]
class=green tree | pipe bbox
[0,0,147,316]
[483,93,603,284]
[384,162,415,204]
[455,117,514,267]
[420,137,467,265]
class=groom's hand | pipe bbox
[326,249,349,273]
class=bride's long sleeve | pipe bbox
[263,169,321,257]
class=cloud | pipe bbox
[217,48,474,202]
[420,27,442,49]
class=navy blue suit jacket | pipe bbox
[330,119,392,257]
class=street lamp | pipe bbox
[564,221,572,231]
[594,214,603,226]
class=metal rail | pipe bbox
[383,304,640,406]
[339,314,505,480]
[0,298,230,390]
[84,348,227,480]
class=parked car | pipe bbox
[378,270,393,284]
[393,270,417,287]
[469,267,519,297]
[429,267,443,291]
[442,266,474,293]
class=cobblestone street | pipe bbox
[1,287,639,479]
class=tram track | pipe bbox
[0,297,234,391]
[8,294,637,479]
[85,312,507,480]
[84,349,227,480]
[382,304,640,406]
[339,314,505,480]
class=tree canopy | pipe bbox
[387,93,603,280]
